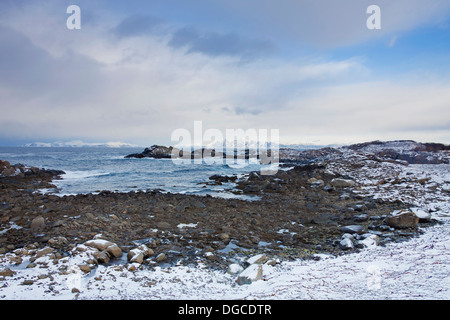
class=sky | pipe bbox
[0,0,450,146]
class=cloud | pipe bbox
[211,0,450,47]
[0,0,449,146]
[168,27,276,60]
[111,14,166,38]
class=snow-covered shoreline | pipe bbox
[1,142,449,300]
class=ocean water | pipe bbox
[0,147,271,200]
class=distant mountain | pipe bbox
[23,140,139,148]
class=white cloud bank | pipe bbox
[0,1,449,146]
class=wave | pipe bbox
[60,170,111,180]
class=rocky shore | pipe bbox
[0,140,449,296]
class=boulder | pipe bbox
[356,234,380,248]
[127,244,154,263]
[228,263,244,275]
[30,216,45,231]
[84,239,115,251]
[236,264,263,285]
[155,253,167,262]
[246,254,267,265]
[385,210,419,229]
[410,208,432,222]
[330,178,356,188]
[106,244,123,258]
[341,225,364,235]
[339,238,354,250]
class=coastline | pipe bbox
[0,140,449,299]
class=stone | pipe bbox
[84,239,115,251]
[78,264,91,273]
[385,210,419,229]
[353,214,368,222]
[48,236,68,248]
[155,253,167,262]
[247,254,267,265]
[218,233,230,241]
[357,234,379,248]
[341,225,364,235]
[127,244,153,263]
[410,208,432,222]
[106,244,123,258]
[330,178,356,188]
[0,267,16,277]
[30,216,45,230]
[129,252,144,264]
[236,264,263,285]
[339,238,354,250]
[157,221,171,230]
[228,263,244,274]
[35,247,54,259]
[92,250,110,264]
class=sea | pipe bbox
[0,147,277,200]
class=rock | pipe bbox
[71,288,80,293]
[341,225,364,235]
[157,221,171,230]
[205,252,215,260]
[339,238,354,250]
[92,250,110,264]
[35,247,54,259]
[85,212,96,220]
[125,145,183,159]
[127,244,153,263]
[308,178,324,188]
[21,280,34,286]
[84,239,115,251]
[78,264,91,273]
[129,252,144,264]
[30,216,45,231]
[385,210,419,229]
[247,254,267,265]
[106,244,123,258]
[236,264,263,285]
[218,233,230,241]
[330,178,356,188]
[356,234,380,248]
[228,263,244,274]
[410,208,432,222]
[353,214,368,222]
[48,236,68,248]
[155,253,167,262]
[0,267,16,277]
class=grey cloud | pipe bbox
[168,27,276,60]
[111,14,166,38]
[0,24,104,102]
[234,106,263,116]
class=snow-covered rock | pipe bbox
[385,210,419,229]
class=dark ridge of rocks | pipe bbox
[344,140,450,164]
[125,145,276,162]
